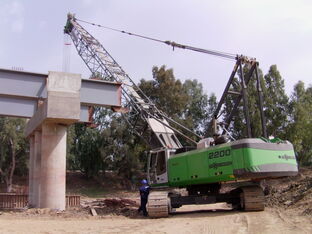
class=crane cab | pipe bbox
[147,148,175,187]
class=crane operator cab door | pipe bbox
[147,148,174,186]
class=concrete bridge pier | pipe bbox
[26,72,81,210]
[40,123,67,210]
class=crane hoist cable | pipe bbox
[75,18,239,61]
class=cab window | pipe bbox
[150,153,157,169]
[156,151,166,174]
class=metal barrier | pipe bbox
[66,195,81,208]
[0,193,28,208]
[0,194,80,209]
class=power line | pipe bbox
[75,18,237,60]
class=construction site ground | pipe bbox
[0,169,311,234]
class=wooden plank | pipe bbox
[90,208,97,216]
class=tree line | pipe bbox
[0,64,311,190]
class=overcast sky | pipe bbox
[0,0,311,98]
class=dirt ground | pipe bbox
[0,204,311,234]
[1,169,312,233]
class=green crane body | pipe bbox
[146,138,298,217]
[149,138,298,188]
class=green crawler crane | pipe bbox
[64,13,298,218]
[146,138,297,217]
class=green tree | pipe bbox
[100,117,145,181]
[139,66,189,118]
[263,65,289,137]
[182,79,210,136]
[0,117,28,192]
[68,123,105,178]
[286,81,312,165]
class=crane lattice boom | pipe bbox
[64,13,200,148]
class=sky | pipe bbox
[0,0,311,99]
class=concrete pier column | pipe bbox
[28,135,35,207]
[40,123,67,210]
[33,130,42,207]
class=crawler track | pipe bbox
[240,186,265,211]
[147,191,169,218]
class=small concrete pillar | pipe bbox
[28,135,35,207]
[40,123,67,210]
[33,130,42,207]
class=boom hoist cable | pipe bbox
[75,18,238,61]
[64,13,202,149]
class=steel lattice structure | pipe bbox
[64,13,201,148]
